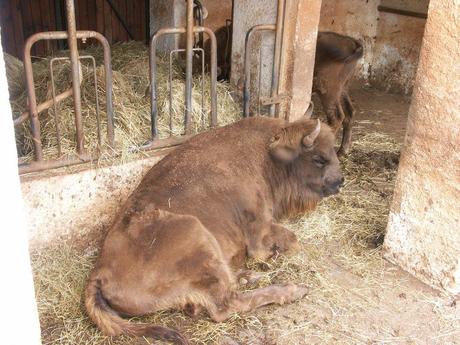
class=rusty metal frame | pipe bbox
[243,0,287,118]
[49,55,103,150]
[21,31,114,150]
[269,0,285,117]
[169,48,206,133]
[148,0,217,144]
[17,0,114,175]
[16,0,218,174]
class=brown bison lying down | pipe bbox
[85,116,344,344]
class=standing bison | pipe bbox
[218,28,362,155]
[313,31,363,156]
[85,116,344,344]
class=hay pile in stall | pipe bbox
[6,41,241,163]
[30,129,430,345]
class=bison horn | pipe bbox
[302,119,321,148]
[304,101,314,118]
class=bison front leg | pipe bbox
[207,284,309,322]
[337,92,355,156]
[318,92,343,135]
[266,224,301,255]
[247,223,300,261]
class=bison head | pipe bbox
[269,118,344,199]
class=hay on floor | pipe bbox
[30,131,443,345]
[6,41,241,163]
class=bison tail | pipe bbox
[85,275,189,345]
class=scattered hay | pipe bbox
[30,130,409,345]
[6,41,241,163]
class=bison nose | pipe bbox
[331,177,344,190]
[323,176,344,197]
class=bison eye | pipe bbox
[313,155,328,168]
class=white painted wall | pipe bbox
[0,30,42,344]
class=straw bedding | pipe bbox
[8,43,457,344]
[30,129,412,345]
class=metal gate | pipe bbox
[15,0,217,174]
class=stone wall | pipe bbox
[149,0,232,53]
[319,0,380,83]
[319,0,428,94]
[372,2,427,94]
[22,153,169,249]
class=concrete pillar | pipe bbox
[384,0,460,294]
[0,32,42,344]
[231,0,277,102]
[150,0,186,52]
[278,0,322,121]
[231,0,321,121]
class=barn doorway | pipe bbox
[1,0,460,344]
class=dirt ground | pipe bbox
[267,86,460,345]
[31,86,460,345]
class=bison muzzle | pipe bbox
[85,116,343,344]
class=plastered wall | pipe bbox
[319,0,428,94]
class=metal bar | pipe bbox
[18,141,179,175]
[18,153,96,175]
[184,0,195,134]
[169,49,175,135]
[95,32,115,147]
[169,47,207,134]
[257,46,263,116]
[197,27,218,127]
[104,0,135,39]
[200,48,205,129]
[65,0,84,154]
[48,56,83,156]
[377,5,427,19]
[23,39,44,161]
[49,58,63,156]
[269,0,285,117]
[15,88,73,127]
[243,24,276,117]
[150,26,217,136]
[150,27,186,139]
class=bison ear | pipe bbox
[269,135,300,163]
[302,119,321,149]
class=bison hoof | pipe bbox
[281,284,310,304]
